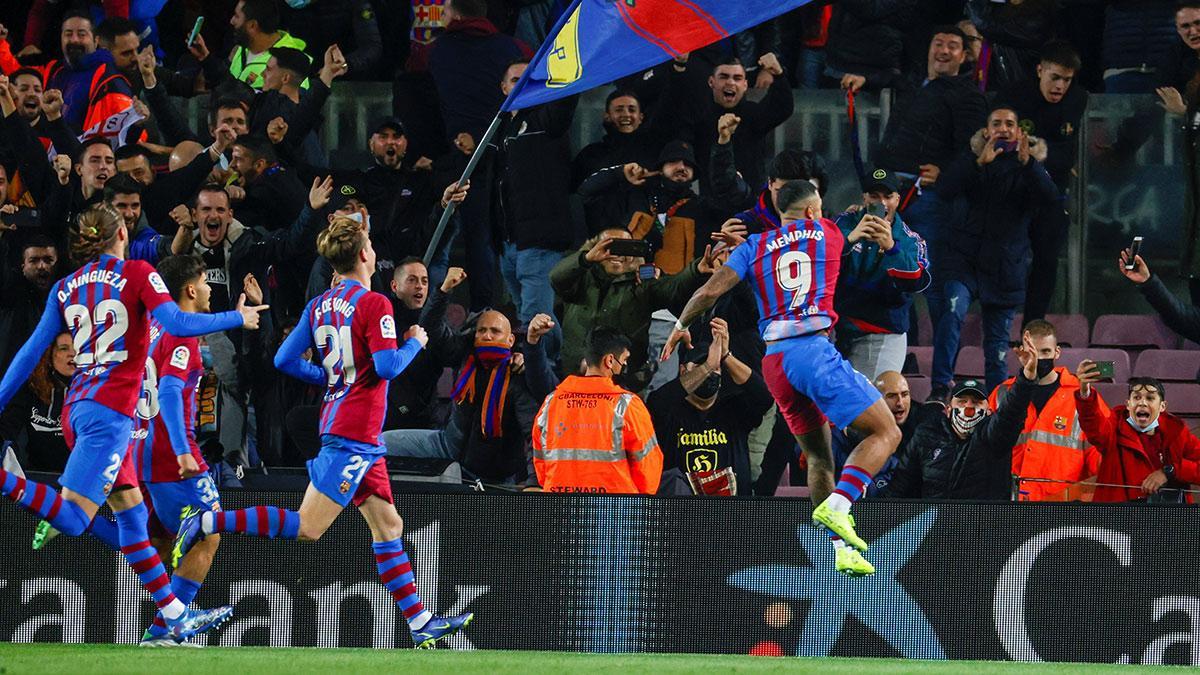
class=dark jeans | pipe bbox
[931,279,1017,393]
[1024,195,1069,321]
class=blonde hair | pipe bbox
[71,204,122,266]
[316,215,368,274]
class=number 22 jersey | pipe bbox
[55,254,174,413]
[723,218,845,341]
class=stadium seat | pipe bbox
[1132,350,1200,382]
[1092,382,1128,406]
[1059,348,1132,383]
[905,346,932,376]
[915,310,933,346]
[1165,383,1200,417]
[959,313,983,348]
[1091,314,1176,350]
[953,346,985,378]
[1008,313,1089,347]
[436,367,454,398]
[907,375,932,404]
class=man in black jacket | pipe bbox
[883,339,1037,501]
[383,258,452,432]
[931,106,1058,398]
[0,234,58,373]
[491,60,577,363]
[572,89,663,213]
[113,130,233,233]
[842,26,987,264]
[667,54,792,194]
[229,135,307,233]
[995,41,1087,321]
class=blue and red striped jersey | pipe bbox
[724,217,845,341]
[307,279,398,446]
[132,320,207,483]
[56,254,172,413]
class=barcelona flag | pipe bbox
[502,0,814,112]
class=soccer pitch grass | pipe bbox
[0,644,1185,674]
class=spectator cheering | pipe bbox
[991,320,1104,502]
[832,168,929,379]
[930,106,1058,397]
[1076,368,1200,503]
[223,0,311,90]
[533,328,662,494]
[648,318,772,496]
[885,337,1038,500]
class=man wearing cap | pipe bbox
[647,317,772,496]
[578,138,725,276]
[884,335,1039,500]
[832,168,930,379]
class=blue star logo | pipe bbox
[727,508,944,659]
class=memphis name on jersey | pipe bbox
[765,226,825,252]
[56,268,130,303]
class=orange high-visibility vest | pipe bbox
[533,375,662,494]
[991,367,1106,501]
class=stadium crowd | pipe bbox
[2,0,1200,504]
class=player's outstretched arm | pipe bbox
[0,295,66,413]
[273,311,326,386]
[660,265,741,362]
[152,300,246,337]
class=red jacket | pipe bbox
[1075,391,1200,502]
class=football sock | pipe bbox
[373,538,433,631]
[149,575,203,637]
[828,464,873,514]
[86,514,121,551]
[202,507,300,539]
[0,469,91,536]
[829,532,846,550]
[115,502,185,620]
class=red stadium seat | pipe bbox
[906,346,932,376]
[1164,383,1200,417]
[1132,350,1200,382]
[1091,314,1176,350]
[954,346,985,378]
[906,375,932,404]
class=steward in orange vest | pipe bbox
[533,329,662,494]
[991,358,1107,501]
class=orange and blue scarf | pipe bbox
[450,341,512,438]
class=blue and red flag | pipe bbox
[502,0,814,111]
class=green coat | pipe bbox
[551,249,706,387]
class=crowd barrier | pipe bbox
[1,489,1197,664]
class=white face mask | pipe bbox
[950,405,987,436]
[345,211,371,232]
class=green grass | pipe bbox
[0,644,1188,674]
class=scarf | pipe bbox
[750,190,783,232]
[450,341,512,439]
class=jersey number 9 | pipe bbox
[775,250,813,309]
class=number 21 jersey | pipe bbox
[724,218,845,341]
[306,279,398,446]
[55,254,173,413]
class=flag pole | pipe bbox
[421,112,504,266]
[421,0,582,266]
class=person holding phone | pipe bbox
[927,105,1059,399]
[1119,248,1200,345]
[832,168,930,379]
[1076,367,1200,503]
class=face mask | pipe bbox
[473,338,511,369]
[1126,415,1160,434]
[284,0,314,8]
[693,372,721,399]
[1036,358,1055,379]
[950,405,987,436]
[346,211,371,232]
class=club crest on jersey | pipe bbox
[339,480,351,494]
[380,315,397,339]
[148,272,169,295]
[170,346,191,370]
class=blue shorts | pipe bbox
[60,400,134,506]
[146,475,222,534]
[307,435,391,508]
[762,334,881,434]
